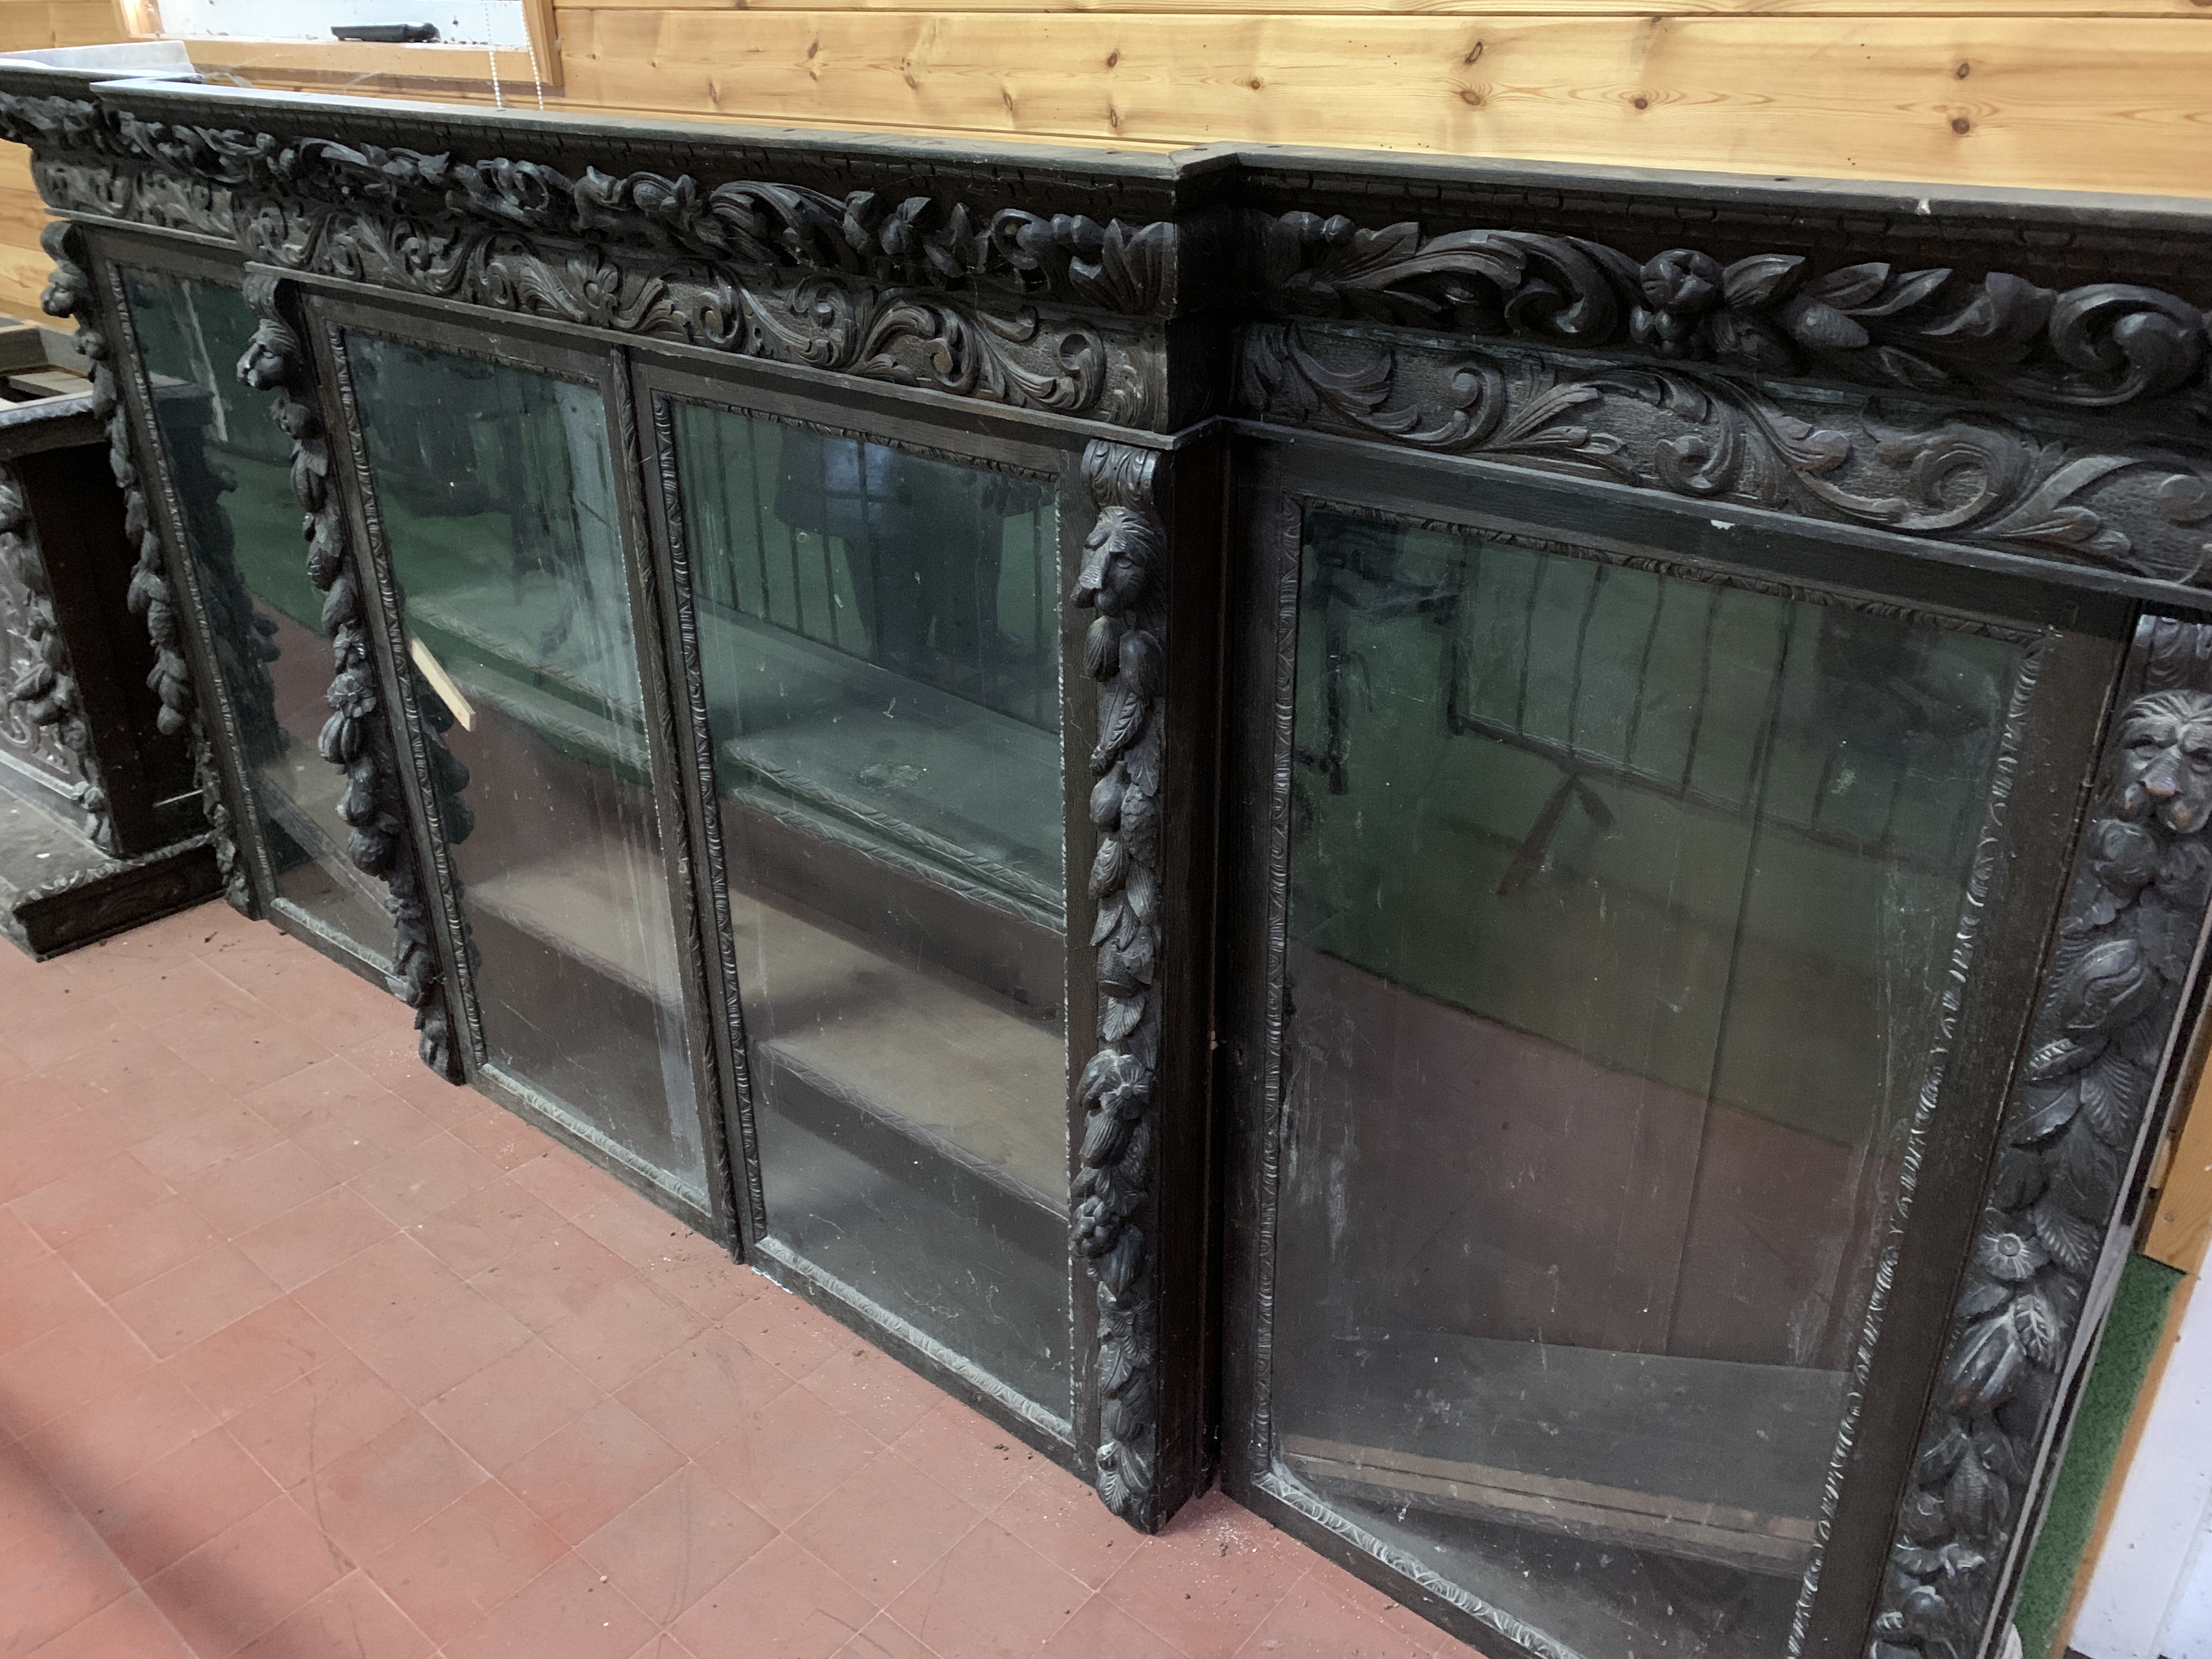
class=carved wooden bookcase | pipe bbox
[0,334,215,954]
[5,52,2207,1659]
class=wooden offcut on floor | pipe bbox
[0,899,1471,1659]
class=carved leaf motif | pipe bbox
[1722,253,1804,310]
[1945,1443,2011,1543]
[2050,1116,2126,1220]
[1914,1423,1970,1485]
[1070,219,1172,314]
[1803,262,1902,311]
[1089,833,1128,900]
[1977,456,2137,560]
[2027,1035,2100,1082]
[2013,1081,2083,1147]
[1956,1276,2011,1321]
[2078,1052,2148,1147]
[1948,1314,2025,1414]
[2056,939,2159,1036]
[2032,1195,2104,1275]
[2011,1289,2066,1368]
[1094,683,1149,770]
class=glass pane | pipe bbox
[347,334,706,1203]
[1272,514,2026,1659]
[123,269,392,958]
[671,404,1070,1417]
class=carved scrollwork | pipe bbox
[0,464,111,847]
[238,274,470,1081]
[1240,322,2212,585]
[1074,439,1167,1529]
[0,91,1176,313]
[1256,212,2212,416]
[225,202,1138,421]
[1871,618,2212,1659]
[39,218,246,905]
[0,87,1170,425]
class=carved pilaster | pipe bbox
[0,462,112,848]
[1074,439,1169,1527]
[1873,617,2212,1659]
[237,273,470,1082]
[40,218,246,906]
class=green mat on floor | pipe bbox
[2014,1251,2186,1659]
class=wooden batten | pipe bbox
[1,0,2210,301]
[546,8,2212,197]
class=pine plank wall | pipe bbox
[1,0,2209,322]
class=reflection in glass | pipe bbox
[123,270,392,957]
[672,404,1070,1417]
[348,335,705,1203]
[1273,516,2025,1659]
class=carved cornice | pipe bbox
[101,111,1178,313]
[1240,322,2212,587]
[238,273,469,1081]
[1074,438,1167,1529]
[1254,211,2212,420]
[244,208,1159,426]
[40,218,246,906]
[0,88,1176,429]
[1873,617,2212,1659]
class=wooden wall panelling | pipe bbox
[575,0,2212,14]
[553,9,2212,197]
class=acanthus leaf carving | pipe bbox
[1239,321,2212,588]
[1255,210,2211,415]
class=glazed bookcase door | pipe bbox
[1220,433,2146,1659]
[93,231,393,970]
[311,292,732,1237]
[633,353,1091,1455]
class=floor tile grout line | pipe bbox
[8,904,1468,1659]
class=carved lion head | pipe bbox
[2117,687,2212,834]
[1073,504,1160,616]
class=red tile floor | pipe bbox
[0,900,1483,1659]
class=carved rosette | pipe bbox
[237,274,470,1081]
[39,218,244,903]
[0,464,114,848]
[1073,439,1168,1528]
[1872,618,2212,1659]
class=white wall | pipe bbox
[2073,1275,2212,1659]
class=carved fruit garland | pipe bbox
[1074,439,1167,1530]
[39,219,244,901]
[0,464,114,849]
[238,275,471,1081]
[1872,618,2212,1659]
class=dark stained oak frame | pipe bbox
[7,54,2210,1659]
[86,228,404,986]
